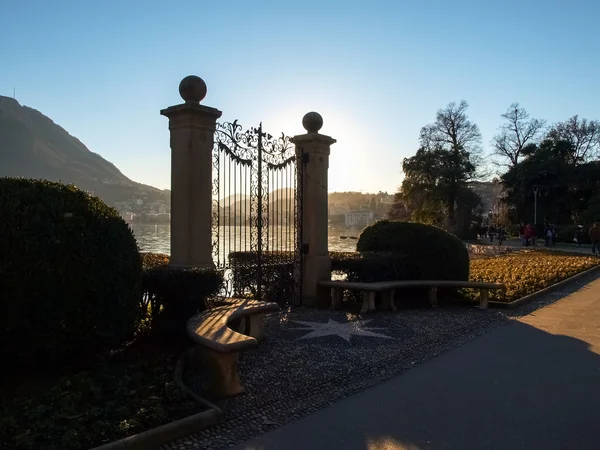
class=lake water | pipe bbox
[131,224,360,257]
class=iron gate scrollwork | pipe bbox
[212,120,302,307]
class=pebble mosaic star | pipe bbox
[289,319,393,342]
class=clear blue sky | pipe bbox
[2,0,599,194]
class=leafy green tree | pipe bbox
[579,188,600,223]
[387,190,413,221]
[455,187,483,238]
[546,116,600,164]
[501,139,600,224]
[394,100,483,233]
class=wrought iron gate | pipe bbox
[212,121,302,307]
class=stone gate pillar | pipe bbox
[291,112,336,307]
[160,75,222,267]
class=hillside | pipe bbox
[0,96,169,205]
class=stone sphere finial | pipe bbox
[178,75,207,104]
[302,111,323,133]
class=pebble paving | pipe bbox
[158,270,600,450]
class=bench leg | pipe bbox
[360,292,370,314]
[330,288,343,311]
[429,287,439,308]
[381,290,397,311]
[380,290,391,310]
[368,292,376,311]
[479,289,489,309]
[360,292,376,314]
[247,313,266,341]
[193,346,245,398]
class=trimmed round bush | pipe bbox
[356,220,469,281]
[0,178,142,365]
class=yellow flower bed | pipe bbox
[140,252,169,269]
[468,250,599,302]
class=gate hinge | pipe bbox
[301,153,309,164]
[302,243,309,254]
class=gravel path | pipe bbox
[157,270,600,450]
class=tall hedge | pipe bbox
[355,220,469,281]
[0,178,142,365]
[555,224,587,244]
[140,253,224,338]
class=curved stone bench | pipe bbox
[186,299,279,398]
[319,280,505,313]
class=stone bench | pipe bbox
[318,280,391,314]
[186,298,279,398]
[319,280,505,313]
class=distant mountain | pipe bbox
[0,96,169,205]
[218,188,294,210]
[214,188,295,225]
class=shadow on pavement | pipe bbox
[234,320,600,450]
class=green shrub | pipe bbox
[228,251,296,306]
[555,224,587,244]
[141,255,223,337]
[330,251,411,282]
[0,178,142,366]
[355,220,470,281]
[0,350,199,450]
[504,223,520,237]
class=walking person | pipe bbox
[524,223,535,247]
[545,225,552,247]
[589,222,600,255]
[497,226,506,246]
[574,225,584,247]
[519,222,526,246]
[524,223,536,246]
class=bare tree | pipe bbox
[492,103,546,169]
[546,115,600,164]
[420,100,483,159]
[410,100,483,227]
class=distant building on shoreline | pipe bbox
[344,210,374,228]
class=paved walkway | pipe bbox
[497,238,595,255]
[232,276,600,450]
